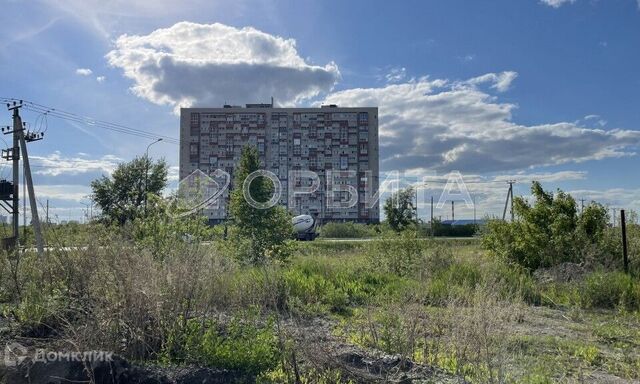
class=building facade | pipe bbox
[179,104,379,224]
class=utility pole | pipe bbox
[451,201,455,222]
[621,209,629,274]
[1,101,45,255]
[580,198,585,213]
[18,115,45,255]
[473,195,476,225]
[22,167,25,238]
[46,199,49,224]
[11,105,19,244]
[430,196,434,237]
[502,180,515,222]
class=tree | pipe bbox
[229,145,293,264]
[91,156,168,225]
[383,187,416,232]
[482,181,610,270]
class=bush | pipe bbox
[319,222,376,238]
[581,271,640,310]
[482,182,612,271]
[160,311,280,375]
[367,231,454,280]
[367,230,424,277]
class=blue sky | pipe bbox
[1,0,639,222]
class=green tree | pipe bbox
[482,181,610,270]
[91,156,168,225]
[383,187,416,232]
[229,145,293,264]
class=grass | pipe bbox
[0,227,638,383]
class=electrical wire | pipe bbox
[1,98,179,144]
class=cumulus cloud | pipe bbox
[31,151,122,176]
[322,74,640,174]
[540,0,576,8]
[75,68,93,76]
[96,75,106,83]
[107,22,340,112]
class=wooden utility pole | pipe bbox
[451,201,455,222]
[430,196,434,237]
[621,209,629,274]
[502,180,515,221]
[3,101,44,255]
[11,105,19,244]
[17,115,44,255]
[473,195,476,225]
[580,198,585,213]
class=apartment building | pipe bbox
[179,104,379,224]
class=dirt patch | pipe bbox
[287,317,459,383]
[534,262,586,284]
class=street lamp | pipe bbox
[144,138,163,214]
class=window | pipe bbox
[190,143,198,156]
[340,155,348,170]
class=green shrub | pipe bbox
[160,311,280,375]
[482,182,612,271]
[319,222,377,238]
[424,261,482,305]
[487,263,541,305]
[581,271,640,310]
[282,256,410,315]
[367,230,424,277]
[283,268,349,314]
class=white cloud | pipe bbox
[493,171,587,183]
[35,184,92,202]
[96,75,106,83]
[107,22,340,112]
[322,74,640,174]
[75,68,93,76]
[31,151,122,176]
[167,165,179,182]
[540,0,576,8]
[583,114,607,127]
[465,71,518,92]
[385,67,406,83]
[568,188,640,213]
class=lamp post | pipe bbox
[144,138,163,214]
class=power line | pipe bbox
[1,98,179,144]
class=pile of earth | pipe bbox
[533,262,586,284]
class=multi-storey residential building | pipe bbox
[179,104,379,224]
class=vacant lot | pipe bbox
[1,229,639,383]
